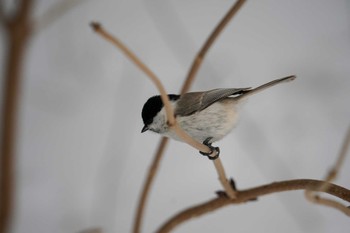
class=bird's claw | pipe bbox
[199,137,220,160]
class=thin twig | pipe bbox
[180,0,246,93]
[92,1,247,232]
[179,0,247,200]
[305,126,350,216]
[157,179,350,233]
[305,193,350,216]
[133,137,169,233]
[0,1,7,27]
[213,159,236,199]
[90,22,175,126]
[327,125,350,181]
[130,0,246,232]
[90,22,212,155]
[0,1,34,233]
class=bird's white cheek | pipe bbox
[149,109,169,134]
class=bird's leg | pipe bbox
[199,137,220,160]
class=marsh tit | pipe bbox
[141,75,296,159]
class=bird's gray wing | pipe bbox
[175,88,251,116]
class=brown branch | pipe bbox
[90,22,175,127]
[305,125,350,216]
[305,193,350,216]
[91,0,247,232]
[213,158,237,199]
[327,125,350,181]
[15,0,34,23]
[0,1,34,233]
[157,179,350,233]
[90,22,214,233]
[180,0,246,93]
[132,137,169,233]
[132,1,247,232]
[90,22,211,155]
[0,1,7,26]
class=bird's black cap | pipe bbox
[141,94,180,132]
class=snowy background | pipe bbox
[1,0,350,232]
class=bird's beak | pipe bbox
[141,125,149,133]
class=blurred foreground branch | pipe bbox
[0,1,34,233]
[1,1,83,232]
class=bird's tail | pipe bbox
[235,75,296,101]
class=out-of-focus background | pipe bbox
[1,0,350,232]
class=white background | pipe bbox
[1,0,350,232]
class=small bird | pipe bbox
[141,75,296,159]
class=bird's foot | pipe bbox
[199,137,220,160]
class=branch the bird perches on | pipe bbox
[90,0,350,232]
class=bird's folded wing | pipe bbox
[175,88,251,116]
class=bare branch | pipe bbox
[131,1,247,232]
[90,22,212,155]
[0,1,34,233]
[133,137,169,233]
[90,16,244,232]
[305,192,350,216]
[181,0,246,94]
[90,23,174,125]
[15,0,34,24]
[329,125,350,180]
[157,179,350,233]
[305,125,350,216]
[213,159,237,199]
[179,0,248,203]
[0,1,7,26]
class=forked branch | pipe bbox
[91,1,247,232]
[305,126,350,216]
[89,2,350,233]
[90,23,238,202]
[157,179,350,233]
[133,2,248,232]
[90,22,213,156]
[181,0,246,93]
[157,125,350,232]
